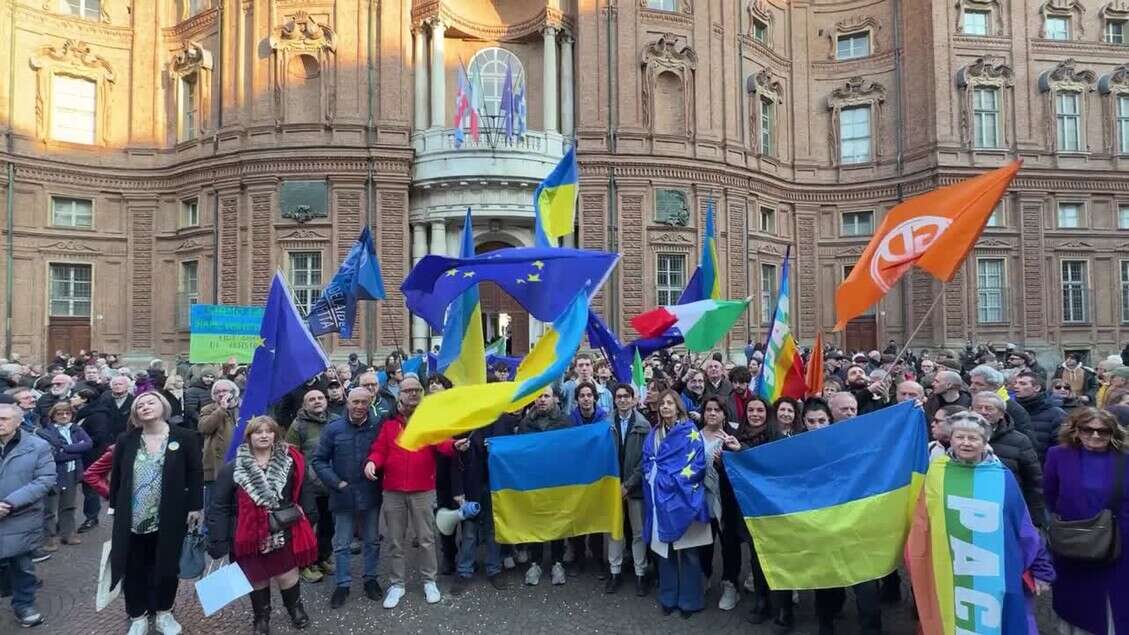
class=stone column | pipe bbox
[411,223,429,353]
[429,20,446,128]
[429,221,449,350]
[542,26,559,133]
[560,34,574,136]
[413,26,429,131]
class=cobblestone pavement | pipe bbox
[6,520,1058,634]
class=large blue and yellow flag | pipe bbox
[678,200,721,303]
[398,289,590,450]
[401,246,617,329]
[435,209,486,387]
[722,401,928,589]
[488,423,623,543]
[533,146,578,247]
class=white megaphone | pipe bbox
[435,502,482,536]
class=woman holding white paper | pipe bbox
[207,415,318,635]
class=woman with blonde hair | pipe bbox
[108,391,203,635]
[208,416,318,634]
[1043,407,1129,635]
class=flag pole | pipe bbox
[883,281,946,384]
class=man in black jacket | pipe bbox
[972,391,1046,527]
[1014,371,1067,462]
[968,365,1032,438]
[100,375,134,439]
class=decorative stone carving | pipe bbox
[956,57,1014,149]
[1098,63,1129,94]
[827,78,886,165]
[827,16,880,59]
[641,33,698,138]
[270,11,337,126]
[1039,0,1085,37]
[746,0,772,38]
[167,41,213,141]
[41,240,98,253]
[1102,0,1129,19]
[748,69,785,158]
[29,40,116,145]
[957,56,1015,87]
[1039,58,1097,92]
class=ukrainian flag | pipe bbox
[489,424,623,543]
[722,401,929,589]
[436,208,486,387]
[398,289,589,450]
[677,201,721,303]
[532,146,578,247]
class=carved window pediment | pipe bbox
[29,40,115,145]
[957,56,1015,88]
[828,76,886,108]
[269,12,338,126]
[828,16,880,59]
[827,78,886,166]
[1099,63,1129,94]
[167,41,213,142]
[746,0,773,41]
[641,34,698,138]
[1039,58,1096,92]
[1040,0,1085,37]
[956,57,1014,150]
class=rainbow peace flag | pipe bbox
[722,401,928,589]
[532,146,578,247]
[758,247,806,402]
[398,289,589,450]
[435,209,486,387]
[488,424,623,544]
[906,455,1035,635]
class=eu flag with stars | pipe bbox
[643,420,709,543]
[227,273,330,461]
[402,246,619,329]
[307,226,386,339]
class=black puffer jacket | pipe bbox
[989,414,1046,527]
[1015,392,1066,462]
[77,398,116,465]
[183,378,213,430]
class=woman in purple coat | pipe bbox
[1043,407,1129,635]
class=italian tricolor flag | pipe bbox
[631,298,750,352]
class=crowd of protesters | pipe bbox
[0,340,1126,633]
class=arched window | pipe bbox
[467,47,524,115]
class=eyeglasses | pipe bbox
[1051,384,1067,389]
[1079,426,1112,438]
[401,388,423,394]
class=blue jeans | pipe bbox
[332,508,380,588]
[657,548,704,613]
[0,554,37,612]
[456,498,501,578]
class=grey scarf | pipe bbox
[232,443,292,508]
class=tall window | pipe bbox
[842,210,875,236]
[51,75,96,144]
[972,87,1000,148]
[656,254,686,306]
[1057,203,1082,228]
[1122,261,1129,323]
[836,32,870,60]
[839,105,871,164]
[1062,260,1089,323]
[963,10,990,35]
[760,263,778,324]
[466,48,525,115]
[289,252,322,315]
[180,199,199,228]
[976,258,1006,323]
[61,0,100,20]
[987,203,1004,227]
[51,196,93,228]
[1045,16,1070,40]
[1055,92,1082,151]
[646,0,676,9]
[49,263,92,317]
[760,97,775,155]
[752,19,769,43]
[179,261,199,328]
[180,74,198,141]
[1118,95,1129,154]
[760,207,776,234]
[1119,205,1129,229]
[1105,19,1127,44]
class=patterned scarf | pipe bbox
[232,443,291,508]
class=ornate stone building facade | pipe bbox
[2,0,1129,363]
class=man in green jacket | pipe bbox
[287,388,333,583]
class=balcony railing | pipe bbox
[411,127,568,185]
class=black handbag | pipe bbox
[267,502,302,533]
[1047,452,1124,564]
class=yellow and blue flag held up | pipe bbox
[532,145,578,247]
[398,289,591,450]
[435,208,486,387]
[678,199,721,303]
[488,423,623,544]
[722,401,929,589]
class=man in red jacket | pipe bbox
[363,375,453,610]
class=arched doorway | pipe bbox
[476,241,530,355]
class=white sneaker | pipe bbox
[743,572,757,593]
[515,547,529,564]
[503,556,516,570]
[551,562,566,585]
[154,611,181,635]
[424,581,441,604]
[719,581,739,611]
[524,563,542,585]
[382,585,405,609]
[128,617,149,635]
[107,508,115,516]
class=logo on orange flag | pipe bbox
[834,161,1021,330]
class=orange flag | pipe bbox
[805,331,824,397]
[834,161,1020,330]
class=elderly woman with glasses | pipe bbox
[971,391,1046,527]
[37,402,92,550]
[1043,408,1129,635]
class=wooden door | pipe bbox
[48,317,91,358]
[843,316,877,353]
